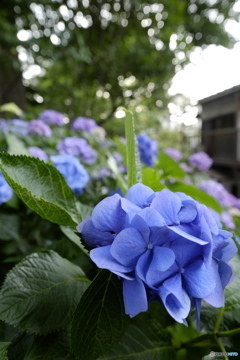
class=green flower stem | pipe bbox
[214,334,228,360]
[218,327,240,337]
[214,307,225,333]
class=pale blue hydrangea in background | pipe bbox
[188,151,213,171]
[8,119,29,135]
[78,183,237,326]
[0,119,9,133]
[50,154,89,194]
[39,110,65,126]
[28,146,48,162]
[0,172,13,204]
[137,134,158,167]
[57,137,97,164]
[71,117,98,132]
[29,120,52,137]
[163,147,183,161]
[180,163,193,173]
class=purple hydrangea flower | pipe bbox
[28,146,48,162]
[57,137,97,164]
[8,119,29,135]
[164,148,183,161]
[188,151,213,171]
[198,180,237,208]
[77,183,237,325]
[137,134,158,167]
[50,154,89,194]
[0,119,9,133]
[221,211,235,230]
[71,117,98,132]
[0,172,13,204]
[180,163,193,173]
[38,110,65,126]
[29,120,52,137]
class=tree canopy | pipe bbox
[0,0,238,132]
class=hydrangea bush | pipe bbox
[0,107,239,360]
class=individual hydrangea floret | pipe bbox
[8,119,29,135]
[137,134,158,167]
[77,183,237,326]
[198,180,237,208]
[29,120,52,137]
[57,137,97,164]
[188,151,213,171]
[50,154,89,194]
[38,110,65,126]
[163,148,183,161]
[28,146,48,162]
[71,117,98,132]
[0,171,13,204]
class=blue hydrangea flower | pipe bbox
[39,110,65,126]
[57,137,97,164]
[8,119,29,135]
[0,172,13,204]
[29,120,52,137]
[71,117,98,132]
[188,151,213,171]
[50,154,89,194]
[28,146,48,162]
[77,183,237,325]
[137,134,158,167]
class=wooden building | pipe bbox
[199,85,240,196]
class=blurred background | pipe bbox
[1,0,240,137]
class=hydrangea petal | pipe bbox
[151,190,182,225]
[203,261,224,308]
[218,260,234,288]
[163,273,184,304]
[123,278,148,317]
[158,286,191,324]
[169,226,208,245]
[92,194,126,233]
[183,259,216,298]
[125,183,154,208]
[149,246,175,272]
[111,228,146,267]
[90,246,133,275]
[178,202,198,223]
[77,217,113,247]
[171,239,202,267]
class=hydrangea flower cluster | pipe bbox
[188,151,213,171]
[163,147,183,161]
[57,137,97,164]
[28,146,48,162]
[0,172,13,204]
[71,117,98,132]
[39,110,65,126]
[8,119,29,135]
[78,183,237,325]
[137,134,158,167]
[199,180,239,208]
[50,154,89,194]
[29,120,52,137]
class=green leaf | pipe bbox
[5,133,30,156]
[0,342,11,360]
[0,251,90,335]
[0,214,19,240]
[124,110,142,188]
[25,329,74,360]
[142,167,165,191]
[0,103,23,117]
[60,225,89,255]
[71,270,129,360]
[76,201,93,221]
[158,152,185,180]
[0,153,79,227]
[167,183,222,213]
[99,302,175,360]
[224,250,240,312]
